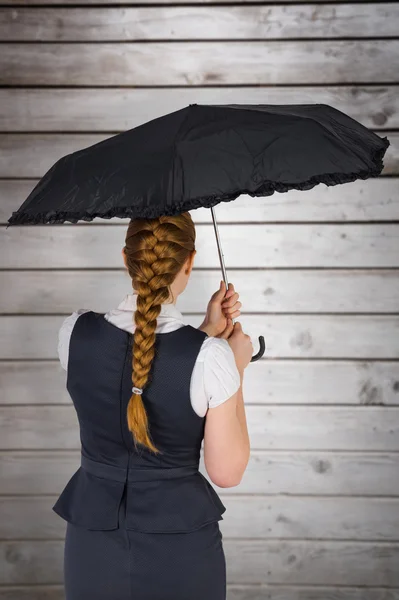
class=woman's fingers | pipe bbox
[219,318,234,339]
[222,292,239,308]
[224,309,241,320]
[223,301,241,315]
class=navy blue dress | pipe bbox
[53,311,227,600]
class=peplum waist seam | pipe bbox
[52,453,226,532]
[81,453,200,483]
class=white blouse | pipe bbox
[57,292,241,418]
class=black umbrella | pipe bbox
[6,103,390,361]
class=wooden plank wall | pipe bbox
[0,1,399,599]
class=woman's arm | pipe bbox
[203,383,250,487]
[203,323,252,488]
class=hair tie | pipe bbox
[132,386,143,395]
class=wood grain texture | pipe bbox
[224,540,399,586]
[1,0,399,594]
[226,588,399,600]
[3,224,399,269]
[1,315,399,359]
[2,450,399,496]
[1,269,399,314]
[2,314,399,360]
[0,0,383,4]
[2,360,399,406]
[1,132,396,179]
[2,494,399,541]
[0,588,64,600]
[1,41,398,86]
[1,405,398,451]
[1,5,397,41]
[0,586,398,600]
[1,87,397,132]
[1,539,398,585]
[3,179,399,223]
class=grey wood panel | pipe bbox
[1,539,398,585]
[224,540,399,586]
[1,133,396,178]
[1,405,398,451]
[230,449,399,496]
[1,87,397,131]
[2,315,398,359]
[227,588,399,600]
[0,586,398,600]
[222,496,399,541]
[2,450,399,496]
[2,360,399,406]
[0,0,381,4]
[0,588,65,600]
[2,495,399,541]
[1,41,398,86]
[4,225,399,269]
[0,0,398,596]
[2,269,399,314]
[2,5,397,41]
[0,541,64,585]
[3,179,399,223]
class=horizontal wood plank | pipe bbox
[1,5,397,41]
[1,405,398,451]
[3,587,398,600]
[1,539,398,585]
[2,360,399,406]
[1,269,399,314]
[225,541,399,586]
[0,588,65,600]
[0,588,398,600]
[1,0,399,594]
[3,179,399,223]
[1,87,398,132]
[1,315,399,359]
[3,225,399,269]
[1,41,398,86]
[2,450,399,496]
[2,494,399,541]
[225,588,399,600]
[1,133,396,178]
[0,0,381,4]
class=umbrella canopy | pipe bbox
[6,103,390,362]
[6,103,389,227]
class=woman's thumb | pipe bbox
[234,321,242,332]
[213,280,226,301]
[220,318,234,339]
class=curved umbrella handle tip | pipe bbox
[250,335,266,362]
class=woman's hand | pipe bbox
[222,321,253,374]
[199,281,242,338]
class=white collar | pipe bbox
[114,292,186,324]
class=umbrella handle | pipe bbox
[251,335,266,362]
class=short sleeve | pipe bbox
[57,309,90,371]
[202,337,241,409]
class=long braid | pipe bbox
[123,213,196,453]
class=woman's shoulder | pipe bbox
[197,335,239,379]
[196,335,241,408]
[57,309,91,370]
[59,308,91,335]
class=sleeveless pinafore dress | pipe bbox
[52,310,227,600]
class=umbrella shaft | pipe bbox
[210,206,236,324]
